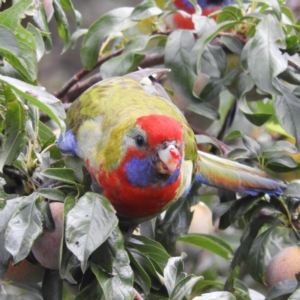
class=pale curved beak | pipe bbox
[157,144,181,174]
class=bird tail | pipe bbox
[195,151,286,196]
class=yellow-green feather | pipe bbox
[66,77,197,172]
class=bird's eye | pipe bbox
[135,135,145,147]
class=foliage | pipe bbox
[1,0,300,299]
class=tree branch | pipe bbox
[54,48,124,100]
[59,52,165,103]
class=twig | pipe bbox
[60,52,165,103]
[54,48,124,100]
[190,124,232,157]
[3,166,28,180]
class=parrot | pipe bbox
[58,69,286,225]
[168,0,233,30]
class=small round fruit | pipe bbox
[32,202,64,270]
[3,259,45,283]
[265,246,300,289]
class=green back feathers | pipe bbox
[66,77,197,170]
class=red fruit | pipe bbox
[3,259,45,283]
[32,202,64,270]
[265,246,300,289]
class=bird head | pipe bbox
[122,114,184,187]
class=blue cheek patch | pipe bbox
[125,157,155,188]
[57,130,77,156]
[125,157,180,188]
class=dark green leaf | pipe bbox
[38,189,66,201]
[0,86,26,171]
[247,15,287,95]
[66,192,118,271]
[131,0,162,21]
[81,7,135,69]
[27,23,45,62]
[42,168,78,185]
[127,248,151,295]
[165,30,197,104]
[266,279,298,300]
[274,81,300,149]
[164,255,185,295]
[53,0,71,53]
[221,35,244,55]
[247,227,277,283]
[60,0,82,29]
[126,247,163,290]
[91,227,135,300]
[178,234,233,260]
[170,274,203,300]
[0,25,20,57]
[224,130,242,140]
[193,291,236,300]
[42,269,63,300]
[0,75,66,130]
[5,193,43,263]
[127,235,170,271]
[242,135,261,156]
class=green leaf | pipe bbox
[247,227,277,283]
[247,15,287,95]
[164,255,185,295]
[60,0,82,29]
[91,227,135,300]
[242,135,261,156]
[53,0,71,53]
[42,168,78,185]
[186,102,219,120]
[170,274,203,300]
[288,287,300,300]
[0,0,33,30]
[126,247,163,290]
[221,35,243,55]
[257,0,281,20]
[266,279,298,300]
[178,234,233,260]
[127,235,170,271]
[130,0,163,21]
[65,192,118,271]
[0,197,22,233]
[274,82,300,149]
[194,291,236,300]
[242,111,272,126]
[0,86,26,171]
[191,20,240,70]
[38,189,66,201]
[31,1,53,52]
[0,75,66,130]
[265,152,297,169]
[0,25,20,58]
[81,7,136,69]
[27,23,45,61]
[284,181,300,198]
[127,247,151,295]
[225,130,243,140]
[5,193,43,263]
[101,34,166,78]
[164,30,197,103]
[0,233,11,278]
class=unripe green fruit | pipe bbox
[265,246,300,289]
[32,202,64,270]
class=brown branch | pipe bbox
[60,52,165,103]
[190,124,232,157]
[54,48,124,100]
